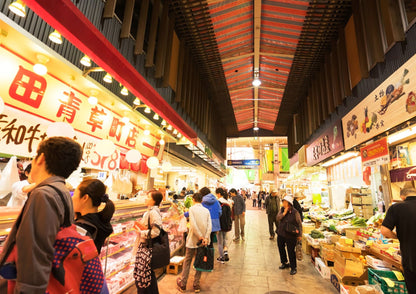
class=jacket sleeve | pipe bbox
[140,210,161,239]
[265,196,270,209]
[295,211,303,237]
[189,208,204,240]
[14,190,62,294]
[205,212,212,239]
[218,201,222,218]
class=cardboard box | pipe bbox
[303,223,315,235]
[361,196,373,205]
[330,268,367,293]
[345,228,360,241]
[336,242,362,254]
[330,235,341,244]
[302,236,312,256]
[320,243,335,262]
[365,255,389,269]
[334,249,365,278]
[352,196,362,205]
[315,257,331,279]
[340,283,359,294]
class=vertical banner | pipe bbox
[273,143,280,174]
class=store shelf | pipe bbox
[110,228,134,238]
[106,262,133,278]
[102,244,133,259]
[116,280,134,294]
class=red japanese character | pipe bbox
[56,91,82,123]
[87,106,107,132]
[108,117,125,142]
[125,127,139,148]
[9,66,47,109]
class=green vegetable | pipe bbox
[184,196,193,209]
[351,217,367,227]
[310,229,325,239]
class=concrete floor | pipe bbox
[127,207,338,294]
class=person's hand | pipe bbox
[283,207,289,215]
[242,212,245,216]
[202,238,208,246]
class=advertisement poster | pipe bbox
[342,53,416,150]
[360,137,390,167]
[306,121,344,166]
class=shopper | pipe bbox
[293,192,305,222]
[381,188,416,294]
[276,195,302,275]
[200,187,222,248]
[72,178,115,253]
[133,190,164,294]
[230,188,246,242]
[252,191,257,207]
[0,137,82,293]
[216,188,232,263]
[7,163,36,207]
[177,193,212,293]
[257,192,262,209]
[265,190,280,240]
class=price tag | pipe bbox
[393,271,405,281]
[366,240,374,246]
[386,247,396,255]
[345,238,353,245]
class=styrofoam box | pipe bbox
[315,257,331,280]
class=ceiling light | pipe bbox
[252,77,261,87]
[144,107,151,113]
[120,86,128,96]
[33,63,47,76]
[80,55,91,67]
[159,138,165,145]
[173,129,178,135]
[167,125,173,131]
[9,0,26,17]
[133,98,140,106]
[144,129,150,136]
[253,126,259,131]
[103,73,112,83]
[321,152,360,168]
[153,113,159,120]
[388,127,416,144]
[88,96,98,105]
[177,133,182,138]
[161,120,167,126]
[121,117,129,124]
[48,30,63,44]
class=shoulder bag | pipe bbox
[146,214,170,269]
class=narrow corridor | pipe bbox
[153,209,338,294]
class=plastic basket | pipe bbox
[368,268,408,294]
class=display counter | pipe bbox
[0,200,186,294]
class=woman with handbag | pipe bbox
[276,195,303,275]
[133,191,164,294]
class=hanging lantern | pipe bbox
[0,96,4,114]
[146,156,159,169]
[46,122,75,138]
[126,149,142,163]
[161,161,172,172]
[95,139,116,157]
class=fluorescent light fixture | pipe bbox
[80,55,91,67]
[121,117,129,124]
[167,125,173,131]
[387,127,416,144]
[33,63,47,76]
[153,113,159,120]
[120,86,128,96]
[88,96,98,105]
[144,129,150,136]
[103,73,112,83]
[9,0,26,17]
[161,120,167,126]
[48,30,62,44]
[253,126,259,131]
[252,77,261,87]
[177,133,182,138]
[133,98,140,106]
[159,138,165,145]
[321,152,360,168]
[173,129,178,135]
[144,107,151,113]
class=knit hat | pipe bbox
[283,195,294,206]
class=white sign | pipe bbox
[342,53,416,150]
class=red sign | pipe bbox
[360,137,390,167]
[306,121,344,166]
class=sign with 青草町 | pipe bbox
[342,53,416,150]
[227,159,260,167]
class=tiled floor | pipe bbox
[127,208,338,294]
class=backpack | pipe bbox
[219,202,232,232]
[2,184,109,294]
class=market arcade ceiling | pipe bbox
[170,0,352,136]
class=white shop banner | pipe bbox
[342,53,416,150]
[0,105,120,170]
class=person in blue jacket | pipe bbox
[200,187,222,248]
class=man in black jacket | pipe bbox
[265,190,280,240]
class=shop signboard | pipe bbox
[0,46,158,158]
[342,53,416,150]
[389,166,416,182]
[360,137,390,167]
[306,121,344,166]
[227,159,260,167]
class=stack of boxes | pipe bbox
[346,188,374,219]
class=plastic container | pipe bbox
[368,268,408,294]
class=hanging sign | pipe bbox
[0,46,158,157]
[227,159,260,167]
[342,53,416,150]
[306,121,344,166]
[360,137,390,167]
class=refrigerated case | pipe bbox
[0,201,185,294]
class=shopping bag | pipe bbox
[193,246,214,272]
[296,241,303,261]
